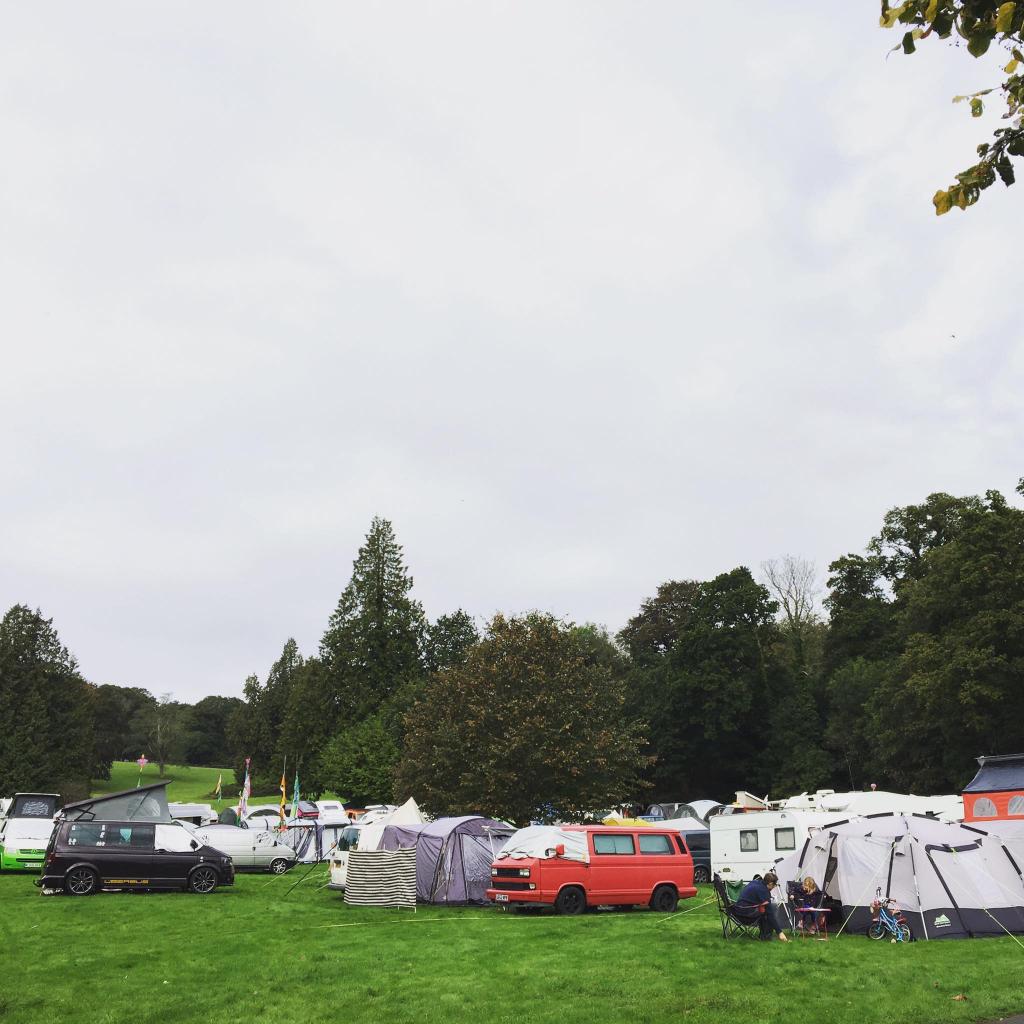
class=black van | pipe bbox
[35,819,234,895]
[680,829,711,883]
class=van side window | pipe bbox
[66,823,155,848]
[638,834,673,855]
[68,823,106,847]
[739,830,759,852]
[593,834,635,855]
[673,835,687,854]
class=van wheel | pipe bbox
[554,887,586,916]
[188,866,219,894]
[65,867,99,896]
[650,885,679,912]
[693,866,710,884]
[269,858,290,875]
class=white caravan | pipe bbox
[711,790,964,881]
[168,802,218,826]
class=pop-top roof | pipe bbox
[963,754,1024,794]
[61,782,173,822]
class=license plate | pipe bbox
[495,893,509,902]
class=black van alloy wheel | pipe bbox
[693,866,710,884]
[650,885,679,912]
[188,866,219,894]
[554,886,586,915]
[65,867,98,896]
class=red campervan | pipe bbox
[486,825,696,915]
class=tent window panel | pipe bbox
[775,828,796,851]
[1008,795,1024,815]
[638,834,673,855]
[739,830,759,852]
[973,797,998,818]
[593,834,635,855]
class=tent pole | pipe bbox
[909,837,930,942]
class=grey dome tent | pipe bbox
[379,815,513,904]
[771,812,1024,940]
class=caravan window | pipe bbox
[973,797,997,818]
[739,830,759,852]
[775,828,796,851]
[593,834,635,855]
[1008,795,1024,815]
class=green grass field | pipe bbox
[1,870,1022,1024]
[93,761,294,811]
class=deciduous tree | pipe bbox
[396,612,650,823]
[880,1,1024,213]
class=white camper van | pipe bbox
[710,789,964,881]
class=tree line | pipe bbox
[3,481,1022,816]
[0,611,241,800]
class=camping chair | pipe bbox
[712,874,768,939]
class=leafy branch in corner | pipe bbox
[881,1,1024,213]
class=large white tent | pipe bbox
[771,813,1024,940]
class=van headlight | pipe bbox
[491,868,498,876]
[518,868,530,877]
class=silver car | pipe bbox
[186,822,296,874]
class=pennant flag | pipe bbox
[290,769,300,821]
[279,769,287,828]
[214,772,223,802]
[239,758,251,819]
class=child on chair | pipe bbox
[798,877,824,934]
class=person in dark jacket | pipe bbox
[735,871,789,941]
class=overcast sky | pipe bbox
[2,3,1020,702]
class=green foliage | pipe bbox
[620,568,784,798]
[5,871,1024,1024]
[880,1,1024,212]
[91,684,158,778]
[396,612,650,823]
[0,605,96,800]
[869,484,1024,790]
[423,609,479,674]
[318,710,400,805]
[182,695,244,767]
[319,516,427,721]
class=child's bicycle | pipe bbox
[867,888,912,942]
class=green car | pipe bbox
[0,794,60,872]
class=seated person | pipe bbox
[797,876,825,933]
[735,871,789,942]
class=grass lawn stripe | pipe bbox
[2,874,1023,1024]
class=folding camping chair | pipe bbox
[712,874,768,939]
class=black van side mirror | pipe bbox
[190,840,199,850]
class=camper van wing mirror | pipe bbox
[555,844,565,857]
[190,839,199,850]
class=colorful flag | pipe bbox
[279,769,287,828]
[290,769,300,821]
[214,772,223,802]
[239,758,251,819]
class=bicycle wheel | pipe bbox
[866,921,887,940]
[898,924,912,942]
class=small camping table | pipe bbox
[792,905,831,941]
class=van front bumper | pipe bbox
[486,887,548,907]
[1,848,45,872]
